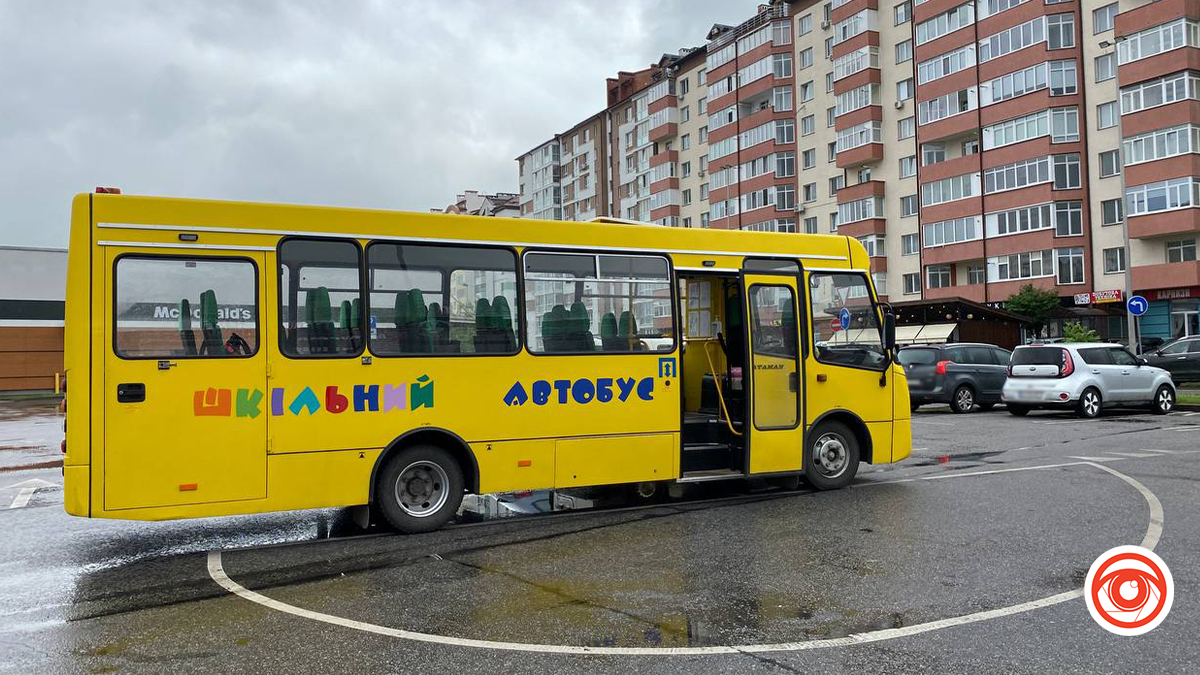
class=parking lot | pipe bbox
[3,398,1200,674]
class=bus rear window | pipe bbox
[114,256,258,358]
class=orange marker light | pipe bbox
[517,459,532,467]
[179,483,198,491]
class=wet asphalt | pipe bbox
[2,399,1200,674]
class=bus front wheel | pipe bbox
[376,444,464,534]
[804,421,860,490]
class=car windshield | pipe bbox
[1011,347,1064,366]
[897,348,938,366]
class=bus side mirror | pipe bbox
[883,312,896,351]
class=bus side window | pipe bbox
[278,239,363,357]
[114,256,258,359]
[523,252,675,354]
[366,243,519,356]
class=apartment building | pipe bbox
[515,0,1200,345]
[433,190,520,217]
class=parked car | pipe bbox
[897,343,1012,413]
[1002,343,1176,418]
[1142,336,1200,384]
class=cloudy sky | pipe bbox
[1,0,755,248]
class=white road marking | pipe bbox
[1183,412,1200,417]
[911,420,953,426]
[2,478,56,510]
[1067,456,1123,462]
[207,461,1163,656]
[1107,451,1163,458]
[1139,448,1200,455]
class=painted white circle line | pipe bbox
[206,460,1162,656]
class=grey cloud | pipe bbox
[0,0,751,247]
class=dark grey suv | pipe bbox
[898,343,1012,413]
[1142,336,1200,384]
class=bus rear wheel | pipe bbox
[804,421,860,490]
[376,445,464,534]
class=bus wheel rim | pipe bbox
[813,433,848,479]
[395,460,450,518]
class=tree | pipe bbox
[1062,321,1100,343]
[1004,284,1060,338]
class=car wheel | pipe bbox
[951,386,975,414]
[1152,385,1174,415]
[978,402,996,412]
[1077,388,1102,419]
[376,444,464,534]
[1007,405,1030,417]
[804,421,860,490]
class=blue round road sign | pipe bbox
[839,307,851,329]
[1127,295,1149,316]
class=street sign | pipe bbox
[839,307,851,330]
[1127,295,1149,316]
[829,318,842,332]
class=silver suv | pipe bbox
[1002,343,1176,418]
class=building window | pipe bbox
[701,212,709,228]
[800,80,814,102]
[1127,178,1200,217]
[1103,247,1125,274]
[827,106,836,127]
[1097,102,1117,129]
[774,86,794,112]
[902,233,919,255]
[903,273,920,295]
[800,47,814,69]
[902,194,918,217]
[1099,150,1121,178]
[1094,3,1117,34]
[896,39,912,63]
[859,166,872,183]
[980,15,1044,61]
[778,185,798,210]
[701,183,709,200]
[1055,247,1085,284]
[681,134,691,151]
[830,213,840,232]
[826,71,835,92]
[1123,124,1200,165]
[802,115,815,136]
[698,97,707,114]
[798,13,812,36]
[1121,71,1200,115]
[988,250,1053,282]
[895,2,911,25]
[1118,18,1200,65]
[1167,239,1198,263]
[681,105,690,122]
[963,139,979,155]
[802,149,815,170]
[924,216,981,247]
[1102,198,1123,225]
[900,155,916,178]
[682,161,691,178]
[776,119,796,144]
[828,141,837,162]
[1047,13,1075,49]
[803,183,817,202]
[1095,53,1115,82]
[968,265,985,285]
[916,4,975,46]
[804,216,818,233]
[779,151,798,176]
[683,189,692,205]
[1053,153,1080,189]
[898,116,915,139]
[927,265,952,289]
[1050,59,1077,95]
[1054,201,1082,236]
[897,78,914,101]
[830,175,844,194]
[917,44,975,85]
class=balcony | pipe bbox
[1128,208,1200,239]
[1132,260,1200,291]
[836,143,883,169]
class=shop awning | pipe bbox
[914,322,957,343]
[894,325,925,344]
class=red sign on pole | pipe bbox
[829,318,842,332]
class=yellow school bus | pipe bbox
[62,191,910,532]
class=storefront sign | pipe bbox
[1153,287,1200,301]
[1073,290,1123,306]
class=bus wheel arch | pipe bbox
[370,427,479,505]
[806,410,873,465]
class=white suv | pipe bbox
[1002,343,1176,418]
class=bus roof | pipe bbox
[79,193,868,271]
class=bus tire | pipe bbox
[804,421,860,490]
[376,444,464,534]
